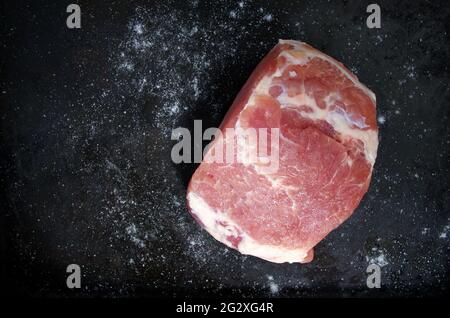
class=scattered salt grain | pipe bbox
[126,224,146,248]
[263,14,273,22]
[421,228,430,235]
[269,282,279,294]
[266,275,279,294]
[439,224,450,239]
[367,247,389,267]
[132,23,144,35]
[377,115,386,124]
[118,61,134,71]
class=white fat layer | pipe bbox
[278,39,376,103]
[277,92,378,165]
[187,192,309,263]
[240,40,378,166]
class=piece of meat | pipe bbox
[186,40,378,264]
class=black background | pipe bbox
[1,0,449,297]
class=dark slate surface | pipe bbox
[1,0,449,297]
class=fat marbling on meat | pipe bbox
[187,40,378,263]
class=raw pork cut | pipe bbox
[187,40,378,263]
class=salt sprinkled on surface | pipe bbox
[439,222,450,239]
[132,23,144,35]
[263,14,273,22]
[126,223,146,248]
[266,275,279,294]
[366,247,389,267]
[269,282,279,294]
[111,4,270,138]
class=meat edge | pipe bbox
[187,192,313,263]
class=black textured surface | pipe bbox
[1,0,449,297]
